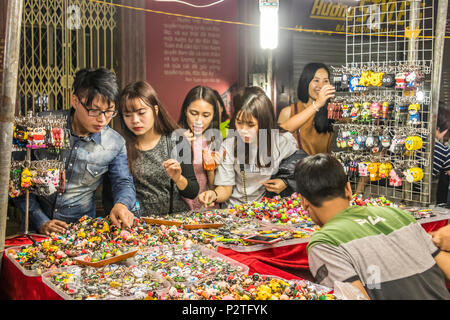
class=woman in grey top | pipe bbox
[118,81,199,215]
[198,86,298,207]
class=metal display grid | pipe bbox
[331,0,435,205]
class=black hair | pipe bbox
[118,81,178,174]
[294,153,347,207]
[178,85,221,133]
[213,89,229,122]
[230,86,285,168]
[297,63,333,133]
[73,68,119,108]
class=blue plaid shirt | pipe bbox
[13,109,136,231]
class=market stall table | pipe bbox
[1,218,447,300]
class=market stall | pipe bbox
[1,195,448,300]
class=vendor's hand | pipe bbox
[430,225,450,252]
[110,203,134,229]
[162,159,182,183]
[315,84,336,109]
[39,219,68,235]
[262,179,287,195]
[199,190,217,208]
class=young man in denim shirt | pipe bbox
[13,68,136,234]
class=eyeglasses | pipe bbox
[77,95,117,118]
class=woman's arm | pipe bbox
[198,185,233,207]
[177,161,199,199]
[279,104,317,132]
[280,84,336,133]
[163,159,199,199]
[206,170,215,190]
[277,106,292,125]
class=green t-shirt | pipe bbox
[307,206,450,300]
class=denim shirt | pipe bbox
[13,109,136,231]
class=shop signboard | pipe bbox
[146,0,238,120]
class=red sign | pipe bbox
[146,0,238,120]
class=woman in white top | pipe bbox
[199,86,298,207]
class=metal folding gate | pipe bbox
[18,0,117,114]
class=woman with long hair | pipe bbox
[278,62,336,155]
[177,85,223,210]
[118,81,199,215]
[198,86,298,207]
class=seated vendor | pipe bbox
[294,153,450,300]
[13,68,137,234]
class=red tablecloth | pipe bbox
[1,220,448,300]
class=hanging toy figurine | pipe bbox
[360,102,371,123]
[341,104,351,118]
[368,162,381,181]
[404,167,424,183]
[21,167,32,189]
[395,72,407,89]
[381,101,390,121]
[9,169,23,198]
[407,104,421,124]
[370,102,382,120]
[32,127,47,149]
[13,125,28,148]
[52,127,65,150]
[351,102,361,122]
[379,163,393,179]
[358,162,370,177]
[405,71,420,89]
[389,169,403,187]
[382,74,395,88]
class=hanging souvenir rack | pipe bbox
[10,111,70,235]
[330,0,435,205]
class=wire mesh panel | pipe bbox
[331,0,435,205]
[18,0,117,114]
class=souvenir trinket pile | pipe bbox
[42,264,169,300]
[7,216,193,274]
[134,245,247,285]
[229,194,311,226]
[163,273,336,300]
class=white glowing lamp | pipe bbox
[259,0,279,49]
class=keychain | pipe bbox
[404,167,424,183]
[360,102,371,123]
[370,72,384,87]
[382,73,395,87]
[395,72,407,89]
[370,102,382,120]
[381,101,391,120]
[389,168,404,187]
[368,162,381,181]
[379,162,393,179]
[358,162,370,177]
[407,104,421,124]
[351,103,361,122]
[405,136,423,151]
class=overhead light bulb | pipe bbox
[259,0,279,50]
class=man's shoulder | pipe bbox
[308,206,416,252]
[100,126,125,148]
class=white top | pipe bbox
[214,131,298,206]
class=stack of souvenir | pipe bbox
[145,209,225,225]
[133,245,248,285]
[162,273,336,300]
[42,264,170,300]
[7,216,194,274]
[229,193,311,225]
[351,194,396,207]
